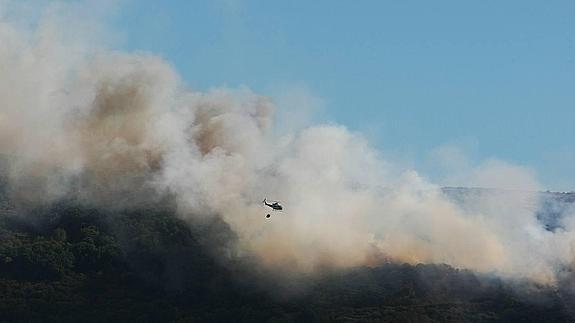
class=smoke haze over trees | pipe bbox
[0,186,574,321]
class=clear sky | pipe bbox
[111,0,574,190]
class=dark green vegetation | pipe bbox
[0,189,574,322]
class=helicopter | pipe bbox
[263,198,283,218]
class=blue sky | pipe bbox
[111,0,574,190]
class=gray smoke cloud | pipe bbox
[0,1,574,285]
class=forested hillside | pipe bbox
[0,185,574,322]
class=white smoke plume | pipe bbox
[0,1,574,285]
